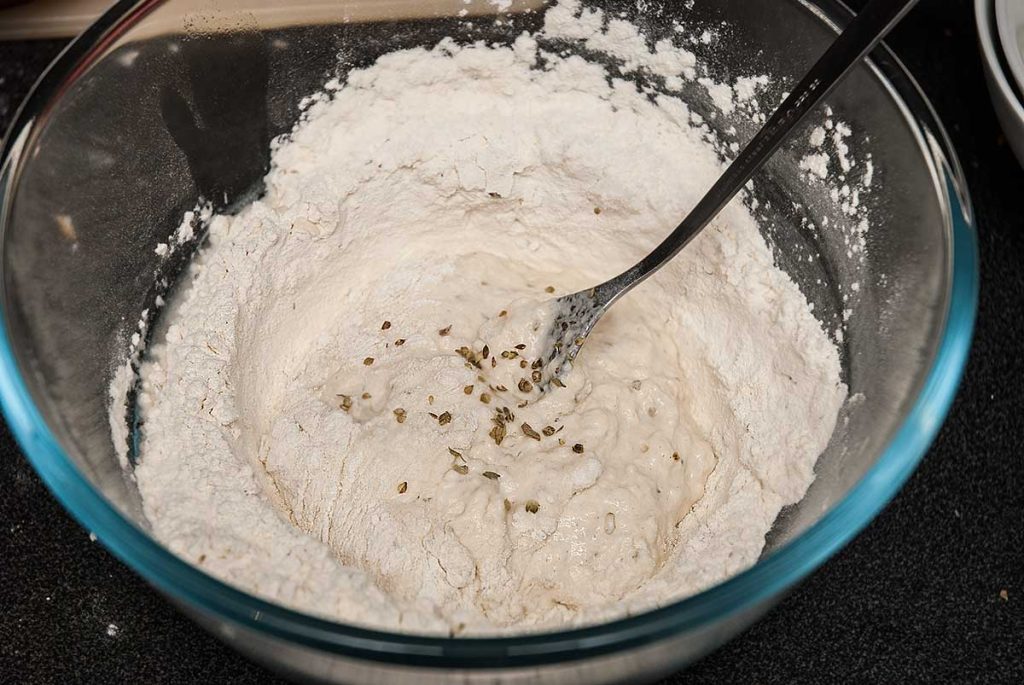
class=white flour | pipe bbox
[115,1,846,635]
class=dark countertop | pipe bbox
[1,1,1021,683]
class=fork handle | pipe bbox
[597,0,919,305]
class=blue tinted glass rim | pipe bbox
[0,0,978,669]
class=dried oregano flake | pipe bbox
[489,423,506,445]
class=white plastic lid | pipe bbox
[996,0,1024,96]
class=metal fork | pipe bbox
[538,0,919,386]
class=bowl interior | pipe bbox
[2,0,952,636]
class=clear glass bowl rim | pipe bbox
[0,0,978,669]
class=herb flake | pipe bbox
[489,423,507,445]
[521,423,542,441]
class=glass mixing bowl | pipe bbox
[0,1,977,683]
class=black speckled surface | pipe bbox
[1,1,1022,682]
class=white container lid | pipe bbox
[996,0,1024,96]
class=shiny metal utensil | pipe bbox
[539,0,918,385]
